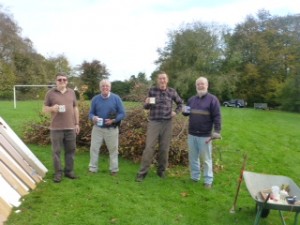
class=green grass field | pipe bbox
[1,101,300,225]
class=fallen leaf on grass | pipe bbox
[180,192,189,197]
[110,218,118,223]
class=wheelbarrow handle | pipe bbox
[254,193,271,224]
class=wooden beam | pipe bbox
[0,146,36,190]
[0,161,29,196]
[0,117,48,177]
[0,197,12,218]
[0,134,42,183]
[0,196,12,222]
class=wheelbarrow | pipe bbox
[243,171,300,225]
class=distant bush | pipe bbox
[23,112,51,145]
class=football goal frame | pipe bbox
[13,85,56,109]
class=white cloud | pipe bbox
[1,0,299,81]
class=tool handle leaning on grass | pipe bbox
[205,132,222,144]
[230,153,248,213]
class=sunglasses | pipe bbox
[57,78,67,82]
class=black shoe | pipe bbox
[135,173,146,182]
[204,183,212,189]
[65,172,78,179]
[53,173,62,183]
[157,171,166,178]
[111,171,118,176]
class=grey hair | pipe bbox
[99,79,111,87]
[195,76,208,85]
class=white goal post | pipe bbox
[13,85,56,109]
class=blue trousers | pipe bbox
[188,134,213,184]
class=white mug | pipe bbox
[149,97,156,104]
[58,105,66,113]
[97,118,103,126]
[183,105,191,114]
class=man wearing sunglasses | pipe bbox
[43,72,80,183]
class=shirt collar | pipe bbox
[101,92,111,99]
[197,92,208,98]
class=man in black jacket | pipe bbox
[182,77,221,189]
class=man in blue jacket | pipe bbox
[183,77,221,188]
[88,79,126,175]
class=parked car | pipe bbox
[223,99,246,108]
[254,103,268,110]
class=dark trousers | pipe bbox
[138,119,173,175]
[50,129,76,175]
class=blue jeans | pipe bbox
[188,134,213,184]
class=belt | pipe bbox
[101,126,116,129]
[151,119,171,122]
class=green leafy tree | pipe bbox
[225,10,300,106]
[155,22,225,100]
[0,61,16,99]
[78,60,109,99]
[111,80,131,98]
[0,6,21,63]
[0,6,71,99]
[46,55,72,78]
[279,69,300,112]
[125,72,151,102]
[125,82,149,102]
[0,6,21,98]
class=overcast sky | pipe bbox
[1,0,299,81]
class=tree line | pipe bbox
[1,6,300,112]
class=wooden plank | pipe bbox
[0,134,42,183]
[0,176,21,207]
[0,145,36,190]
[0,161,29,196]
[0,196,12,220]
[0,215,8,225]
[0,117,48,177]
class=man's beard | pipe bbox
[197,89,207,97]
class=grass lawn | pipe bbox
[1,101,300,225]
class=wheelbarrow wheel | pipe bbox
[255,203,270,218]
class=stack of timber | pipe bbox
[0,117,47,224]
